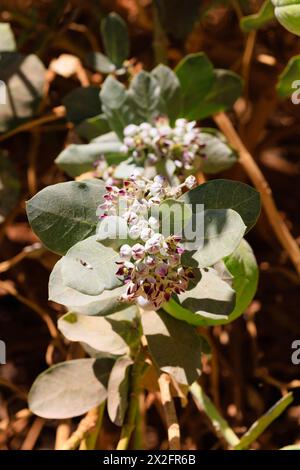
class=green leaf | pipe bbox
[101,13,129,68]
[86,52,116,74]
[26,179,105,255]
[235,393,293,450]
[277,55,300,97]
[200,129,238,174]
[55,140,123,177]
[158,198,192,237]
[240,1,274,32]
[62,86,101,125]
[154,0,201,39]
[49,259,127,315]
[151,64,182,122]
[272,0,300,36]
[107,356,133,425]
[128,71,162,123]
[0,154,20,224]
[113,159,142,179]
[176,267,236,320]
[223,239,258,323]
[0,23,17,51]
[190,382,240,447]
[58,306,138,355]
[195,70,243,119]
[141,310,202,385]
[61,236,122,296]
[100,76,136,138]
[180,179,261,232]
[0,53,46,132]
[75,114,110,141]
[175,53,215,120]
[28,359,108,419]
[182,209,246,268]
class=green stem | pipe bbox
[152,3,168,65]
[116,348,145,450]
[190,382,240,448]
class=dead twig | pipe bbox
[158,373,181,450]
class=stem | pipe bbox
[190,382,240,448]
[60,406,102,450]
[214,112,300,277]
[158,373,181,450]
[152,2,168,65]
[79,401,105,450]
[116,348,145,450]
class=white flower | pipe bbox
[124,124,138,136]
[132,243,145,260]
[145,233,165,254]
[140,227,154,242]
[120,244,132,259]
[148,216,159,230]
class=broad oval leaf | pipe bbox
[0,53,46,132]
[128,71,162,123]
[26,179,105,255]
[61,235,122,296]
[151,64,182,122]
[142,310,203,385]
[28,359,107,419]
[107,356,133,426]
[272,1,300,36]
[200,129,238,174]
[62,86,101,125]
[175,52,215,120]
[101,13,129,68]
[49,258,126,315]
[182,208,246,268]
[86,51,116,74]
[180,179,260,233]
[176,267,236,321]
[58,309,138,356]
[55,141,123,178]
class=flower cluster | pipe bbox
[97,175,197,309]
[121,118,206,170]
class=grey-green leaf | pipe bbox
[62,86,101,125]
[180,179,260,232]
[86,52,116,74]
[26,179,106,255]
[101,13,129,68]
[0,53,46,132]
[200,129,238,174]
[182,209,246,268]
[49,258,126,315]
[61,236,122,296]
[151,64,182,122]
[28,359,108,419]
[0,23,17,51]
[177,267,236,320]
[75,114,110,141]
[175,53,215,120]
[58,309,137,356]
[55,141,123,178]
[142,310,202,385]
[128,71,162,123]
[107,356,133,425]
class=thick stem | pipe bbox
[214,112,300,277]
[116,348,145,450]
[158,373,181,450]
